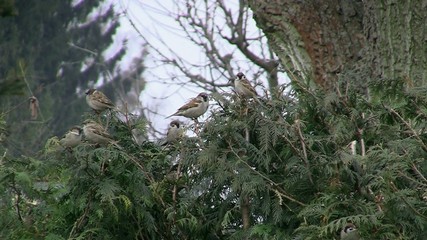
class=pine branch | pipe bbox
[11,178,24,224]
[389,181,427,220]
[386,106,427,152]
[411,163,427,185]
[228,143,306,207]
[69,188,94,239]
[241,119,251,231]
[295,119,314,185]
[397,169,427,187]
[119,151,167,208]
[122,152,155,183]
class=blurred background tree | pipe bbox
[0,0,146,155]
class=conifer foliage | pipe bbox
[1,76,427,239]
[0,0,133,155]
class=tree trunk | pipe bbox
[248,0,427,90]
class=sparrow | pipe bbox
[82,120,120,148]
[85,88,115,113]
[233,72,258,98]
[59,126,82,148]
[340,223,360,240]
[166,92,209,121]
[161,120,184,146]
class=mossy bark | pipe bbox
[248,0,427,90]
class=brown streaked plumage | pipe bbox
[82,120,121,148]
[233,72,258,98]
[85,88,115,112]
[59,126,82,148]
[166,93,209,120]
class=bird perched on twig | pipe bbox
[59,126,82,149]
[232,72,258,99]
[166,92,209,122]
[82,120,121,148]
[340,223,360,240]
[85,88,115,113]
[161,120,184,146]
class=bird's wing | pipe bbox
[92,91,114,106]
[166,97,203,118]
[178,97,202,111]
[89,124,113,139]
[241,79,258,96]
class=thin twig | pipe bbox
[19,61,45,121]
[386,106,427,152]
[11,178,24,223]
[120,151,167,208]
[122,152,155,184]
[411,163,427,184]
[68,42,98,55]
[229,144,306,206]
[397,169,427,187]
[389,181,427,220]
[69,189,94,239]
[3,99,28,115]
[295,119,314,185]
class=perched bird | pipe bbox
[161,120,184,146]
[59,126,82,149]
[82,120,120,148]
[85,88,115,113]
[166,92,209,121]
[233,72,258,98]
[340,223,360,240]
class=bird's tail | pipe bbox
[165,113,176,119]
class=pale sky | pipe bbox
[113,0,211,139]
[108,0,288,140]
